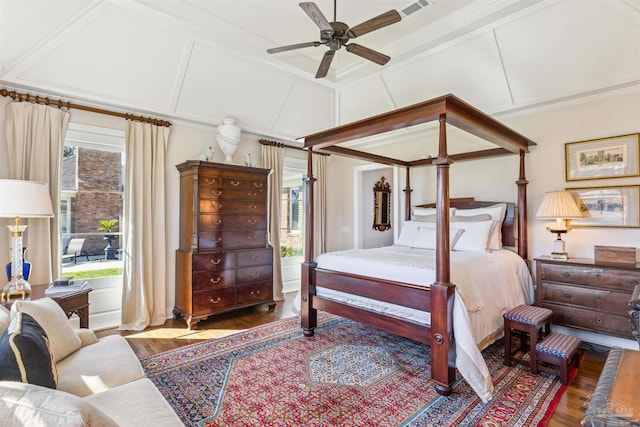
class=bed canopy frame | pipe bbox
[299,94,536,396]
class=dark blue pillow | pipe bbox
[0,312,58,389]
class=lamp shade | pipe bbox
[535,190,582,219]
[0,180,54,218]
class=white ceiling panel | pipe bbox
[382,32,513,112]
[272,80,335,138]
[16,3,187,109]
[338,78,396,124]
[176,42,296,131]
[0,0,97,69]
[495,1,640,104]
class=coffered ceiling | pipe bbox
[1,0,638,143]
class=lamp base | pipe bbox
[2,277,31,301]
[550,251,569,260]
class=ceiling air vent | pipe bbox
[401,0,430,17]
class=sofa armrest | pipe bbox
[75,329,98,347]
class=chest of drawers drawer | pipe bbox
[198,230,267,250]
[199,199,266,215]
[539,263,640,292]
[198,214,266,231]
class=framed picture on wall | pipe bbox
[566,185,640,228]
[565,134,640,181]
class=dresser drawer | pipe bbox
[540,282,632,313]
[193,288,236,314]
[238,265,273,285]
[540,263,640,292]
[221,177,266,190]
[199,230,267,250]
[237,248,273,267]
[199,174,223,187]
[543,302,633,339]
[199,187,266,201]
[198,214,266,231]
[237,282,273,305]
[199,200,266,215]
[192,269,235,292]
[192,252,235,271]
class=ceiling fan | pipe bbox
[266,1,401,79]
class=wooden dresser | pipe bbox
[535,256,640,339]
[174,161,275,329]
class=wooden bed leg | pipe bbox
[301,261,317,338]
[435,384,453,396]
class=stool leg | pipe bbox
[529,325,538,374]
[560,358,568,384]
[504,322,512,367]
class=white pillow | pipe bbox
[396,220,423,247]
[454,203,507,250]
[11,298,82,362]
[412,225,464,250]
[452,220,494,252]
[411,207,456,216]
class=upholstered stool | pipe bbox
[503,305,552,373]
[535,332,582,384]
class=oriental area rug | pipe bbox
[140,314,567,427]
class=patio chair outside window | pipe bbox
[62,238,89,264]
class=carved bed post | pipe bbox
[516,149,529,260]
[431,113,456,395]
[301,148,317,337]
[404,166,412,220]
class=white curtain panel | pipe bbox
[4,102,69,284]
[312,153,329,259]
[120,120,169,330]
[261,143,284,301]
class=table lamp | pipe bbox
[0,179,54,300]
[535,190,583,260]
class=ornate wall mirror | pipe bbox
[373,176,391,231]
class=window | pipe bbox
[280,159,306,258]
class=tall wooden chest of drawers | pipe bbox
[174,161,275,329]
[535,256,640,339]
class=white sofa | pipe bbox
[0,298,183,426]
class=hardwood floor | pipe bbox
[98,292,607,426]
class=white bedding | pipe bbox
[293,245,534,403]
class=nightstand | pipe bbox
[535,256,640,339]
[2,283,92,328]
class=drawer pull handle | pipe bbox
[247,219,257,225]
[248,192,257,197]
[204,178,216,185]
[209,297,221,304]
[212,190,222,196]
[248,204,257,210]
[248,234,257,240]
[596,317,603,324]
[214,237,222,243]
[251,255,260,261]
[213,203,222,210]
[210,259,221,265]
[213,219,222,225]
[210,278,221,284]
[631,279,639,286]
[251,273,261,278]
[562,272,570,278]
[595,273,601,279]
[563,293,572,299]
[230,180,240,187]
[253,183,263,188]
[595,295,601,300]
[251,290,261,295]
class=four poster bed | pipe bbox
[297,94,537,402]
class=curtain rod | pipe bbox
[0,88,172,127]
[259,139,329,155]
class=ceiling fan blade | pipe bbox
[347,10,401,39]
[299,2,332,31]
[315,50,335,79]
[267,41,321,54]
[345,43,390,65]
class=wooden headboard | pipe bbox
[415,197,516,247]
